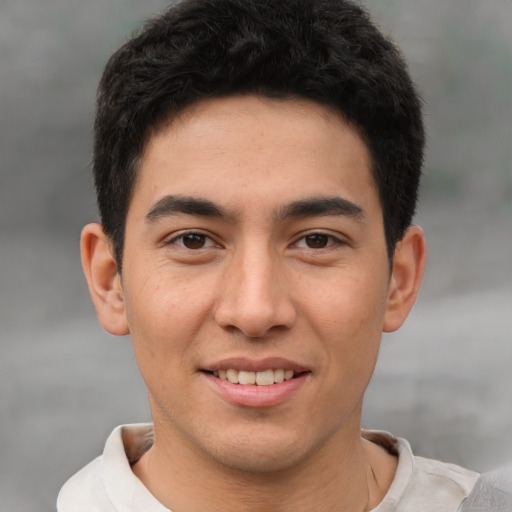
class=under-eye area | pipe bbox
[203,369,310,386]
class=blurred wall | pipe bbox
[1,1,511,510]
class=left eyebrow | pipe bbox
[275,196,366,222]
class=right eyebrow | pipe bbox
[145,195,231,223]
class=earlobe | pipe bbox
[80,223,130,336]
[383,225,427,333]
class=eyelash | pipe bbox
[166,231,218,250]
[165,231,345,251]
[292,232,344,250]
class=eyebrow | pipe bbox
[146,195,230,222]
[275,196,365,221]
[145,194,365,224]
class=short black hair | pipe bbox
[94,0,425,269]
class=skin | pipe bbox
[82,95,426,511]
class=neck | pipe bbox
[132,422,396,512]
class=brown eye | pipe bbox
[182,233,207,249]
[304,234,329,248]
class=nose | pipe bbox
[214,245,297,338]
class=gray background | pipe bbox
[1,0,511,510]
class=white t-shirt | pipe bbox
[57,424,479,512]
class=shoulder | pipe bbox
[57,456,113,512]
[457,466,512,511]
[363,431,479,512]
[405,454,480,506]
[57,424,156,512]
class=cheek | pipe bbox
[123,271,217,362]
[303,271,389,336]
[300,271,388,382]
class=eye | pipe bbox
[304,234,330,249]
[169,232,217,250]
[294,233,340,249]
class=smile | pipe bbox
[203,367,310,408]
[212,368,296,386]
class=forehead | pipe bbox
[133,95,378,219]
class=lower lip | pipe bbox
[202,372,309,408]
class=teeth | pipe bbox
[226,369,239,384]
[274,369,285,383]
[215,369,297,385]
[238,370,256,385]
[284,369,294,380]
[256,369,274,386]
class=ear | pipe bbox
[383,225,427,333]
[80,223,130,336]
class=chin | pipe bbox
[210,446,306,474]
[201,427,322,474]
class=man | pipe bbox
[57,0,480,510]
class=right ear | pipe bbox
[80,223,130,335]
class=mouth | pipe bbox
[200,360,311,407]
[205,368,304,386]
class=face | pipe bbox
[119,96,395,472]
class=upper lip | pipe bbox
[201,357,310,373]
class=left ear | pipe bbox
[383,225,427,332]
